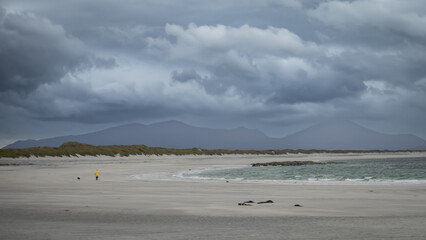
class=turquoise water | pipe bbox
[184,157,426,184]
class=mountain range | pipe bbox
[4,120,426,150]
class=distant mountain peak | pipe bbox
[152,120,187,125]
[308,119,366,129]
[281,119,426,150]
[3,120,272,150]
[3,119,426,150]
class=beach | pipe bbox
[1,153,426,239]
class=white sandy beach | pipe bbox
[1,152,426,239]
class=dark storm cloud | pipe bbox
[0,8,90,93]
[171,69,203,83]
[0,7,117,95]
[149,23,371,104]
[92,57,118,69]
[308,0,426,89]
[38,102,179,124]
[308,0,426,42]
[1,0,426,145]
[270,76,366,104]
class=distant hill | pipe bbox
[279,120,426,150]
[4,120,426,150]
[4,120,278,150]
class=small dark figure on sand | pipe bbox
[94,170,99,181]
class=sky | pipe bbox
[1,0,426,147]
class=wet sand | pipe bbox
[1,153,426,239]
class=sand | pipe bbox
[1,152,426,239]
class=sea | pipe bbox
[132,157,426,185]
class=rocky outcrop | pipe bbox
[251,161,344,167]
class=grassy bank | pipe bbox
[0,141,420,158]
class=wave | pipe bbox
[130,164,426,185]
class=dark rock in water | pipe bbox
[294,204,302,207]
[257,200,274,204]
[251,161,344,167]
[244,200,254,204]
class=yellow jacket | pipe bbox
[94,170,99,177]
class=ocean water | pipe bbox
[181,157,426,184]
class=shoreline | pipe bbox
[1,150,425,162]
[1,152,426,239]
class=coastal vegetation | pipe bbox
[0,141,422,158]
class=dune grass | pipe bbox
[0,141,420,158]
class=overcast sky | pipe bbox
[1,0,426,147]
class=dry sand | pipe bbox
[1,153,426,239]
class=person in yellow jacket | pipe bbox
[94,170,99,181]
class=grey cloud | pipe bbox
[308,0,426,42]
[150,24,330,101]
[327,45,426,91]
[38,103,179,124]
[0,8,91,93]
[170,68,235,96]
[0,7,117,94]
[0,76,176,124]
[1,0,426,143]
[153,23,373,104]
[270,75,366,104]
[171,69,203,83]
[164,23,320,59]
[92,57,118,69]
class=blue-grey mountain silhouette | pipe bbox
[279,120,426,150]
[4,120,426,150]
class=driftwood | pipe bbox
[251,161,344,167]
